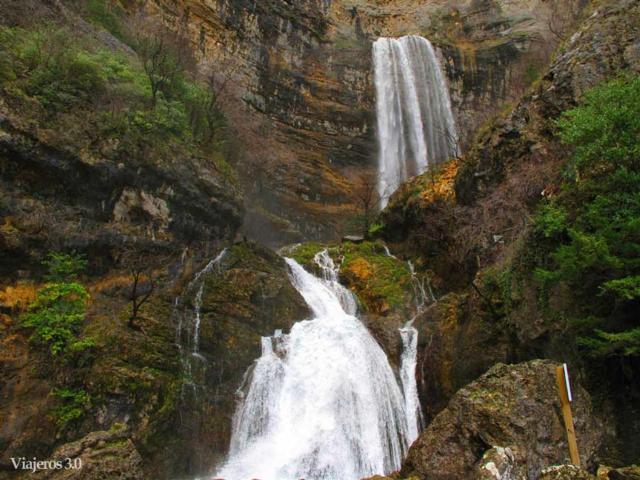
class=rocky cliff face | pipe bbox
[0,109,243,277]
[145,0,570,245]
[0,242,308,480]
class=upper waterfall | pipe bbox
[215,254,412,480]
[373,35,459,207]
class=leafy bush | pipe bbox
[84,0,126,40]
[51,388,91,427]
[43,252,88,282]
[533,75,640,357]
[21,253,93,357]
[0,24,229,150]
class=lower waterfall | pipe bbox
[215,253,417,480]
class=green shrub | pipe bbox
[43,252,88,282]
[557,76,640,174]
[21,253,93,357]
[51,388,91,427]
[0,22,236,180]
[533,75,640,357]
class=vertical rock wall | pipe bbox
[145,0,570,245]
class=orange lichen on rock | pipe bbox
[420,159,459,203]
[344,257,373,282]
[0,284,38,312]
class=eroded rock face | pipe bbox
[28,426,144,480]
[474,446,519,480]
[400,360,602,480]
[0,108,243,279]
[145,0,568,244]
[455,0,640,205]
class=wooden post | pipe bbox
[556,363,581,467]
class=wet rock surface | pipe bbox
[400,360,602,480]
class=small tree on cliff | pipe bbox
[21,252,93,357]
[352,171,380,238]
[118,247,164,330]
[130,13,193,108]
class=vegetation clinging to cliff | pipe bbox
[0,18,234,181]
[20,252,93,358]
[532,75,640,357]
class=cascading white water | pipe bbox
[399,324,423,442]
[382,246,425,444]
[174,248,227,397]
[216,255,412,480]
[373,35,459,207]
[313,249,359,315]
[191,248,227,356]
[408,259,431,312]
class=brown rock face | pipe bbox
[28,426,144,480]
[144,0,568,245]
[412,290,520,423]
[400,360,602,480]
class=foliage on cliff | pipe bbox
[531,75,640,358]
[0,17,234,182]
[20,252,93,359]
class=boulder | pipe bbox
[539,465,594,480]
[400,360,602,480]
[597,465,640,479]
[28,425,143,480]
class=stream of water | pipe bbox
[215,253,417,480]
[373,35,459,207]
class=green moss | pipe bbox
[104,437,129,449]
[287,242,328,270]
[340,241,412,313]
[289,240,414,315]
[50,388,91,428]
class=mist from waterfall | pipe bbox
[215,252,414,480]
[373,35,459,207]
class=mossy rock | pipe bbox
[339,241,413,315]
[288,240,416,316]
